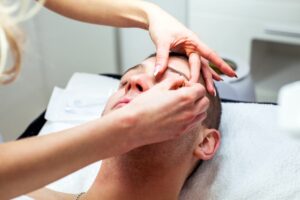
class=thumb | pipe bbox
[155,77,186,90]
[154,42,170,78]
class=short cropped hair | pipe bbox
[147,52,222,130]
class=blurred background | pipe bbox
[1,0,300,141]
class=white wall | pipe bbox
[0,19,48,142]
[189,0,300,102]
[35,8,118,95]
[0,8,117,141]
[189,0,300,65]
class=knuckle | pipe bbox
[179,92,192,102]
[184,111,195,121]
[195,97,209,111]
[203,96,210,105]
[200,96,210,109]
[207,50,217,60]
[194,84,205,96]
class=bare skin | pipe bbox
[1,1,231,198]
[26,56,220,200]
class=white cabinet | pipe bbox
[189,0,300,102]
[189,0,300,64]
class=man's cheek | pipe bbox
[102,101,115,116]
[101,94,121,116]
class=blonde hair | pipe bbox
[0,0,45,84]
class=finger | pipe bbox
[154,42,171,79]
[195,96,210,115]
[155,76,186,90]
[201,58,215,96]
[191,112,207,125]
[188,52,201,83]
[193,37,236,77]
[208,63,223,81]
[183,112,207,133]
[179,83,206,103]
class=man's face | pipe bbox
[102,56,205,166]
[101,55,220,177]
[102,56,191,115]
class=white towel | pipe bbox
[45,73,119,123]
[180,103,300,200]
[40,73,300,199]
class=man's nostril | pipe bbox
[137,84,143,92]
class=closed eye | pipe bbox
[119,80,128,88]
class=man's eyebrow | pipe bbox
[167,67,189,80]
[122,64,189,80]
[122,64,143,76]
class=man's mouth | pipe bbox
[113,97,132,109]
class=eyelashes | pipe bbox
[119,80,128,88]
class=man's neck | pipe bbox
[86,156,189,200]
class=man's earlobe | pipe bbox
[193,129,220,160]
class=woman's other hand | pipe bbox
[146,4,236,94]
[120,77,209,149]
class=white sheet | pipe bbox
[39,73,300,199]
[180,103,300,200]
[45,73,119,123]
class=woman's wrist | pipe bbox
[132,1,163,30]
[112,107,140,151]
[87,109,139,160]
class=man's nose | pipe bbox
[125,74,152,94]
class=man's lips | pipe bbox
[113,97,132,109]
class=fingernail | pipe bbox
[153,65,161,77]
[213,89,217,97]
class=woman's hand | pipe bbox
[119,77,209,149]
[146,4,236,94]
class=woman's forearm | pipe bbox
[43,0,161,30]
[0,110,133,199]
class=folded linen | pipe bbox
[45,73,119,122]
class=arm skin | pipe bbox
[0,77,208,199]
[43,0,153,29]
[0,110,134,199]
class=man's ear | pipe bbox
[193,129,220,160]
